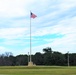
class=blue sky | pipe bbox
[0,0,76,56]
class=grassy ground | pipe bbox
[0,66,76,75]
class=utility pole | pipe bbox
[68,51,69,67]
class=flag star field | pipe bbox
[0,0,76,56]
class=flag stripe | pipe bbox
[31,12,37,18]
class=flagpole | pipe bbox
[28,11,37,66]
[30,11,32,62]
[28,52,29,63]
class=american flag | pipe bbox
[31,12,37,19]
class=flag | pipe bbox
[31,12,37,19]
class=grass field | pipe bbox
[0,66,76,75]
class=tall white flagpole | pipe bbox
[28,52,29,63]
[28,11,37,66]
[30,11,32,62]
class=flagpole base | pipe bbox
[28,61,36,66]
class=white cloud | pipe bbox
[30,13,76,54]
[31,32,76,54]
[0,0,76,55]
[51,34,76,53]
[0,46,11,54]
[0,27,28,39]
[0,0,37,18]
[59,0,76,11]
[0,0,60,18]
[32,14,76,36]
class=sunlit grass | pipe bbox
[0,66,76,75]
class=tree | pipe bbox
[43,47,52,53]
[0,54,5,66]
[0,50,76,66]
[52,52,66,66]
[9,56,16,66]
[69,53,76,66]
[33,52,44,65]
[16,55,28,66]
[4,52,13,57]
[43,47,52,65]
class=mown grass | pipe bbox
[0,66,76,75]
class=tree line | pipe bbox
[0,47,76,66]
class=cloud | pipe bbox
[0,0,76,55]
[58,0,76,11]
[0,27,28,39]
[0,46,11,54]
[0,0,50,18]
[0,0,37,18]
[30,12,76,54]
[30,32,76,54]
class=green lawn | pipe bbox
[0,66,76,75]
